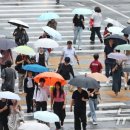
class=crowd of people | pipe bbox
[0,4,130,130]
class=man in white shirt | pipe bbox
[33,78,50,111]
[60,41,79,65]
[90,7,103,44]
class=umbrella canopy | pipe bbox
[108,53,128,60]
[18,122,50,130]
[12,45,36,55]
[68,75,100,89]
[0,91,21,100]
[34,72,66,86]
[38,12,60,21]
[8,19,29,28]
[87,73,109,82]
[34,38,59,49]
[108,26,123,35]
[34,111,59,123]
[42,26,62,40]
[104,17,125,28]
[22,64,49,73]
[0,38,16,50]
[115,44,130,51]
[122,26,130,34]
[72,8,93,15]
[104,34,127,45]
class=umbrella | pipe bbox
[115,44,130,51]
[22,64,49,73]
[108,26,123,35]
[72,8,93,15]
[12,45,36,55]
[122,26,130,34]
[104,17,125,28]
[34,111,59,123]
[104,34,127,45]
[87,73,109,82]
[8,19,29,28]
[68,75,100,89]
[0,91,21,100]
[38,12,60,21]
[108,53,128,60]
[34,72,66,86]
[18,122,50,130]
[0,38,16,50]
[127,19,130,24]
[34,38,59,49]
[42,26,62,40]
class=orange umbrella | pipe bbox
[34,72,66,86]
[87,72,109,82]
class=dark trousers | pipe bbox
[36,101,47,111]
[74,108,87,130]
[53,102,66,129]
[90,27,103,43]
[0,119,9,130]
[105,62,113,77]
[26,93,33,113]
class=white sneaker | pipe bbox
[93,122,97,125]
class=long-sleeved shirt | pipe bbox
[33,85,50,102]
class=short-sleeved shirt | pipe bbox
[104,45,115,63]
[91,12,102,27]
[89,60,102,73]
[87,88,97,99]
[62,47,76,65]
[72,89,89,110]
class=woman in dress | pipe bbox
[51,82,66,130]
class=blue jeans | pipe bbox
[73,26,82,47]
[88,98,98,122]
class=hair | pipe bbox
[94,7,101,13]
[5,60,12,67]
[67,41,72,45]
[17,105,22,111]
[39,78,45,83]
[73,14,78,20]
[107,23,113,28]
[53,82,64,98]
[124,34,129,38]
[115,50,120,53]
[93,54,99,60]
[64,57,70,63]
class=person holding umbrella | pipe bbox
[73,14,85,50]
[70,87,89,130]
[13,26,29,46]
[51,82,66,130]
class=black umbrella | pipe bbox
[68,75,100,89]
[104,34,127,46]
[122,26,130,34]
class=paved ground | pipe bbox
[0,0,130,129]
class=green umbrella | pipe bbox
[115,44,130,51]
[12,45,36,55]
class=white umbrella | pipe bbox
[34,111,59,123]
[108,26,123,35]
[104,17,125,28]
[18,122,50,130]
[42,26,62,40]
[72,8,93,15]
[8,19,29,28]
[0,91,21,100]
[108,53,128,60]
[12,45,36,55]
[34,38,59,49]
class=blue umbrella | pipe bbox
[22,64,49,73]
[72,8,93,15]
[38,12,60,21]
